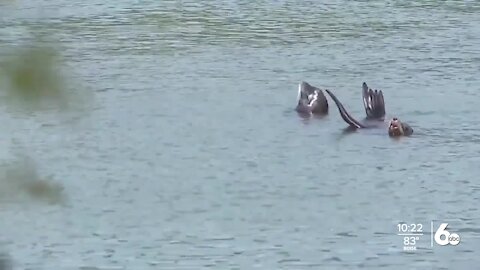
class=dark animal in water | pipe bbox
[324,83,413,137]
[295,81,328,115]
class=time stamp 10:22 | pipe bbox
[397,223,424,251]
[397,222,461,251]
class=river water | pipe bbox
[0,0,479,269]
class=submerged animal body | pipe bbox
[295,81,328,115]
[324,84,413,137]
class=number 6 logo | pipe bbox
[434,223,460,246]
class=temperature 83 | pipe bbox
[404,236,420,246]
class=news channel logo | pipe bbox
[397,221,461,251]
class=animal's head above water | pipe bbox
[388,117,413,137]
[388,118,403,136]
